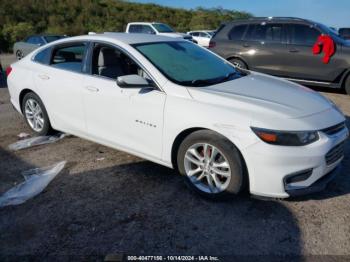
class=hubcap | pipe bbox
[232,62,242,68]
[184,143,231,194]
[25,99,44,132]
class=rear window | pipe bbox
[228,25,247,40]
[34,47,51,64]
[44,36,66,43]
[289,24,320,45]
[50,43,87,73]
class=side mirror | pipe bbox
[117,74,153,88]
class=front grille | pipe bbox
[321,122,346,136]
[325,142,345,166]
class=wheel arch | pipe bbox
[170,126,250,192]
[19,88,36,113]
[341,69,350,90]
[226,56,249,69]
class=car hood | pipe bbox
[187,72,333,119]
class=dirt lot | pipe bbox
[0,85,350,260]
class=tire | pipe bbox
[16,50,23,60]
[228,58,248,70]
[345,75,350,95]
[22,92,53,136]
[177,130,246,199]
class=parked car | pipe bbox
[187,30,215,47]
[126,22,194,42]
[13,35,67,60]
[209,17,350,95]
[339,28,350,40]
[7,33,349,199]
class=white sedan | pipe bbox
[7,33,349,199]
[187,30,215,47]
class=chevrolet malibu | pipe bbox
[7,34,349,199]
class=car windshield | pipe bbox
[44,35,66,43]
[152,23,175,33]
[133,41,244,87]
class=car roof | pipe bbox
[226,17,315,25]
[56,33,181,45]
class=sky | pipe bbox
[132,0,350,28]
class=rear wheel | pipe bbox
[177,130,246,199]
[345,75,350,95]
[228,58,247,70]
[16,50,23,60]
[22,92,53,136]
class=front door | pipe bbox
[82,43,166,159]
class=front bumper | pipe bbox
[285,165,341,197]
[242,124,349,198]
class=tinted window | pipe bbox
[289,24,320,45]
[50,43,87,73]
[26,36,38,44]
[229,25,247,40]
[34,47,51,64]
[134,41,242,87]
[44,35,66,43]
[129,25,155,34]
[245,23,284,43]
[152,23,174,33]
[191,32,199,37]
[129,25,141,33]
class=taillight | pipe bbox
[6,66,12,77]
[208,41,216,49]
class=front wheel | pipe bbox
[22,92,53,136]
[177,130,246,199]
[345,75,350,95]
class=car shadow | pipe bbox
[0,147,303,260]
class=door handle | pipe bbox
[85,86,99,92]
[38,74,50,80]
[289,48,299,53]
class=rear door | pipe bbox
[33,42,88,134]
[240,22,290,76]
[284,23,345,82]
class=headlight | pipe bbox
[251,127,319,146]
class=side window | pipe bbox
[26,36,37,44]
[37,37,45,45]
[245,23,284,43]
[91,43,148,80]
[34,47,51,64]
[129,25,141,33]
[50,43,87,73]
[228,25,247,41]
[141,25,155,34]
[199,32,209,38]
[289,24,320,45]
[192,32,199,37]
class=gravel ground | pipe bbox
[0,84,349,260]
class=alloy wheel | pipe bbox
[184,143,231,194]
[24,98,45,132]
